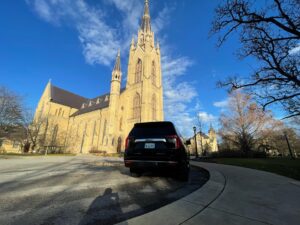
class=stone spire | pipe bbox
[113,49,121,72]
[130,37,135,49]
[141,0,151,33]
[47,78,53,100]
[209,123,215,132]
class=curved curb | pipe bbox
[116,161,226,225]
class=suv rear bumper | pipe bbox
[124,160,178,168]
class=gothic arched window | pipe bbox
[112,138,115,146]
[135,59,142,83]
[133,93,141,120]
[91,121,96,145]
[117,137,122,153]
[151,61,156,86]
[119,117,123,131]
[102,120,107,145]
[51,125,59,145]
[152,94,157,121]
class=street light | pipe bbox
[193,126,199,158]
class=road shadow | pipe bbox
[114,166,210,222]
[78,188,127,225]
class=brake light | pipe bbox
[125,136,133,149]
[166,135,182,149]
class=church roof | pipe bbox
[50,85,87,109]
[70,87,126,117]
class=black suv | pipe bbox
[124,121,190,180]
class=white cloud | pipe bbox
[31,0,53,23]
[152,5,174,34]
[198,111,216,123]
[213,99,228,108]
[161,54,198,137]
[105,0,142,37]
[26,0,120,65]
[289,44,300,55]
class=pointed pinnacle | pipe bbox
[141,0,151,32]
[113,50,121,72]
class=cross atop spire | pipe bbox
[113,49,121,72]
[141,0,151,33]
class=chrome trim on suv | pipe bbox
[135,138,166,143]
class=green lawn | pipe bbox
[201,158,300,181]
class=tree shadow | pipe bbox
[78,188,127,225]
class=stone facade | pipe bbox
[188,126,218,155]
[33,0,164,154]
[0,139,22,153]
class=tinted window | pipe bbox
[129,122,176,137]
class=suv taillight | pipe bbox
[125,137,133,149]
[166,135,182,149]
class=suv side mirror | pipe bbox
[185,140,191,145]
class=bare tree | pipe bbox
[19,110,48,152]
[261,126,300,157]
[0,86,23,138]
[219,91,276,153]
[23,110,49,151]
[211,0,300,119]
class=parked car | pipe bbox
[124,121,190,181]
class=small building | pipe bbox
[187,125,218,155]
[0,138,22,153]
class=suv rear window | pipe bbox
[129,122,176,137]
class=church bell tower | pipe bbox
[126,0,164,123]
[108,50,122,148]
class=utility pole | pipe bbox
[284,132,295,160]
[193,126,199,158]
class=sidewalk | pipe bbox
[117,161,300,225]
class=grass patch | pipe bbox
[200,158,300,180]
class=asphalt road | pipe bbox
[0,156,208,225]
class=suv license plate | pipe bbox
[144,143,155,149]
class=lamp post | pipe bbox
[193,126,199,158]
[199,121,204,156]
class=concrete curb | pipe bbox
[116,161,225,225]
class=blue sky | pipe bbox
[0,0,271,137]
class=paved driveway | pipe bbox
[0,156,208,225]
[117,161,300,225]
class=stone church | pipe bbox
[34,0,164,154]
[188,126,219,155]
